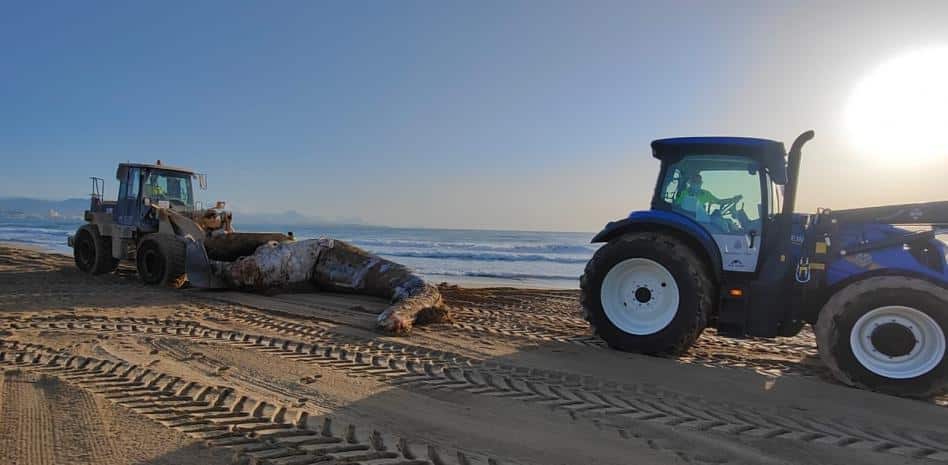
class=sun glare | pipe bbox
[845,46,948,163]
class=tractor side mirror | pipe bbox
[197,173,208,190]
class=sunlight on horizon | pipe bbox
[844,46,948,165]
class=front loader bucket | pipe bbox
[203,232,293,261]
[185,238,226,289]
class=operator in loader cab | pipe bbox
[143,173,164,199]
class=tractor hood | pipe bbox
[651,137,788,184]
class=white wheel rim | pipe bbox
[600,258,680,335]
[850,306,946,379]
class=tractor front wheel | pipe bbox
[581,232,713,355]
[816,276,947,397]
[73,225,119,275]
[136,235,187,288]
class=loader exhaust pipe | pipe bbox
[782,130,815,216]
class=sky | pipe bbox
[2,1,947,232]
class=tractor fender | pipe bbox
[802,268,948,324]
[591,210,723,278]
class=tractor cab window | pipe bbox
[142,171,194,209]
[659,155,763,235]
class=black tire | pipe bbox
[136,235,187,288]
[581,232,713,355]
[816,276,948,397]
[73,225,119,275]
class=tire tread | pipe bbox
[816,275,948,397]
[581,232,713,355]
[74,224,119,275]
[136,234,187,288]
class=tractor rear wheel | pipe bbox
[816,276,947,397]
[581,232,713,355]
[136,235,187,288]
[73,225,119,275]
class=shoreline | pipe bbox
[0,220,587,290]
[0,240,71,256]
[0,241,576,290]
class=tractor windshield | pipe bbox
[659,155,762,234]
[142,170,194,209]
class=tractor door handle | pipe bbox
[748,230,758,248]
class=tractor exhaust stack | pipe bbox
[782,130,815,217]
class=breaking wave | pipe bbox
[352,238,596,256]
[419,269,581,282]
[374,249,589,264]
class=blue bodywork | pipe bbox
[825,223,948,287]
[592,210,724,277]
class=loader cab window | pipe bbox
[142,170,194,209]
[659,155,763,235]
[127,168,141,200]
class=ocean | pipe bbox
[0,219,599,289]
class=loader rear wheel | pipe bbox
[73,225,119,275]
[136,235,187,288]
[816,276,948,397]
[581,232,712,355]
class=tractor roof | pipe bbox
[650,137,788,184]
[117,162,195,176]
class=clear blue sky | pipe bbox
[3,1,947,231]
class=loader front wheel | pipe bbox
[136,235,187,288]
[816,276,948,397]
[581,232,713,355]
[73,225,119,275]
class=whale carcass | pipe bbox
[188,237,448,334]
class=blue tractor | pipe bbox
[582,131,948,397]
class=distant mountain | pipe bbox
[0,197,88,220]
[0,197,367,226]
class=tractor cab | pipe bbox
[650,137,789,274]
[113,162,205,228]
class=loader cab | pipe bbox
[114,162,197,227]
[650,137,788,274]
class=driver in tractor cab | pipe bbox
[674,174,742,226]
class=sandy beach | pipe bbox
[1,243,946,465]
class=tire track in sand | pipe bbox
[1,369,55,465]
[10,315,948,462]
[45,374,118,465]
[0,342,508,465]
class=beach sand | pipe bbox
[1,243,946,465]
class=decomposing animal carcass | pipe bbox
[192,237,448,334]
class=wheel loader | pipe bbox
[68,161,291,288]
[583,131,948,397]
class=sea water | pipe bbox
[0,219,599,289]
